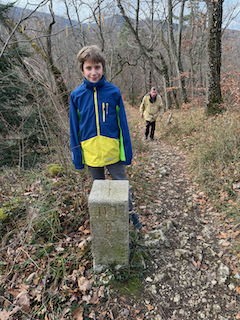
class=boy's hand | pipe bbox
[160,115,163,119]
[141,114,143,118]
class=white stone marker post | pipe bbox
[88,180,129,273]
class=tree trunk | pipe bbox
[167,0,188,104]
[47,1,69,108]
[205,0,224,115]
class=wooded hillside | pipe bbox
[0,0,240,168]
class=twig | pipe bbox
[0,295,32,318]
[0,0,49,59]
[148,291,169,320]
[21,248,44,271]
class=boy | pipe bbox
[140,87,164,141]
[69,45,142,230]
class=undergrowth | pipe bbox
[157,105,240,217]
[0,108,154,319]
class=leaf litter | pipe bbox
[0,107,240,319]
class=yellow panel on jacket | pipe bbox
[81,135,120,167]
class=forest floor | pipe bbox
[108,136,240,320]
[1,106,240,320]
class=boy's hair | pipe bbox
[77,45,105,71]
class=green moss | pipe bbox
[46,164,65,177]
[111,275,143,296]
[0,208,8,222]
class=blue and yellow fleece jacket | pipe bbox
[69,76,133,169]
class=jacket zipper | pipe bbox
[94,87,100,136]
[102,102,105,122]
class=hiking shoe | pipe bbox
[144,135,148,140]
[150,137,154,141]
[129,211,142,230]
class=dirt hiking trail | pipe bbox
[113,107,240,319]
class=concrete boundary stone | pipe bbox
[88,180,129,273]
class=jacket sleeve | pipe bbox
[116,95,133,166]
[139,97,145,115]
[69,94,84,169]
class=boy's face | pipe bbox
[82,60,103,83]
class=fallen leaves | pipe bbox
[13,291,31,312]
[233,231,240,239]
[191,258,201,270]
[218,232,228,239]
[235,286,240,294]
[222,242,230,247]
[147,304,153,311]
[0,309,11,320]
[73,306,84,320]
[78,276,92,293]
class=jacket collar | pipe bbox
[83,75,105,90]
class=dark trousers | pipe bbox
[88,161,133,211]
[145,120,156,139]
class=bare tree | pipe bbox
[116,0,172,108]
[167,0,188,104]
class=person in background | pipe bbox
[140,87,164,141]
[69,45,142,230]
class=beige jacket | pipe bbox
[140,94,164,122]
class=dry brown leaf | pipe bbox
[236,286,240,294]
[132,309,141,317]
[233,231,240,238]
[120,296,127,302]
[82,295,91,304]
[13,291,30,311]
[9,306,21,316]
[83,228,90,235]
[147,304,153,311]
[3,300,10,309]
[0,309,11,320]
[78,240,86,248]
[218,232,227,239]
[191,258,201,270]
[89,291,99,305]
[89,311,96,319]
[232,269,238,275]
[7,288,20,298]
[222,242,230,247]
[236,312,240,319]
[98,286,105,298]
[78,266,85,275]
[78,276,92,293]
[109,309,114,320]
[73,307,84,320]
[26,272,37,283]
